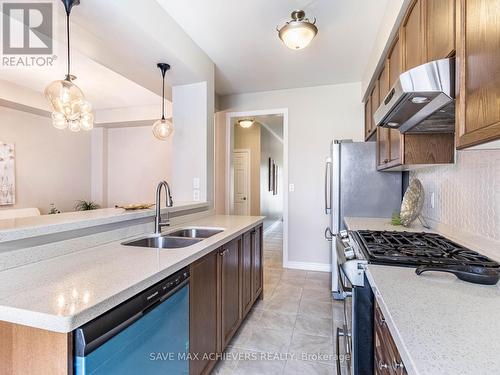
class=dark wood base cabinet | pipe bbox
[189,224,263,375]
[374,301,407,375]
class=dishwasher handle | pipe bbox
[74,267,190,357]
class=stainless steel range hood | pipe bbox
[373,58,455,133]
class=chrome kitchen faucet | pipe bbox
[155,181,174,234]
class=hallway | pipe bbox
[213,221,344,374]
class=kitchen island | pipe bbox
[0,214,264,374]
[345,217,500,375]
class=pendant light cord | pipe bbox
[161,70,166,120]
[66,11,71,79]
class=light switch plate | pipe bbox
[193,177,200,189]
[289,184,295,192]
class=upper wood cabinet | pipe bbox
[456,0,500,149]
[365,96,373,139]
[425,0,455,60]
[387,37,402,166]
[402,0,424,70]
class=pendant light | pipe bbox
[45,0,93,132]
[152,63,174,140]
[277,10,318,50]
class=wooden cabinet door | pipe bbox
[425,0,455,61]
[365,96,373,138]
[456,0,500,148]
[251,225,263,300]
[241,231,253,315]
[219,238,241,349]
[377,66,391,167]
[387,37,402,165]
[190,251,219,375]
[402,0,423,71]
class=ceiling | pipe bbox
[157,0,389,95]
[0,42,160,110]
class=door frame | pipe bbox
[225,108,289,268]
[232,148,251,215]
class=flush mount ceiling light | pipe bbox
[238,119,254,128]
[152,63,174,141]
[44,0,93,132]
[277,10,318,50]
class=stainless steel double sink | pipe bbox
[122,227,224,249]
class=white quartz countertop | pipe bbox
[0,201,209,243]
[345,217,500,375]
[0,215,263,333]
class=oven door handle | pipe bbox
[336,327,344,375]
[337,263,353,297]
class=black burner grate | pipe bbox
[354,230,500,268]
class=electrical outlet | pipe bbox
[193,189,200,202]
[430,192,435,209]
[193,177,200,189]
[289,183,295,192]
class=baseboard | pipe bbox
[283,261,331,272]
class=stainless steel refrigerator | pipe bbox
[324,140,402,299]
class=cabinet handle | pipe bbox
[219,249,228,256]
[384,159,389,164]
[378,313,386,326]
[378,360,389,370]
[392,360,405,371]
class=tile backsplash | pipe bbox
[411,149,500,241]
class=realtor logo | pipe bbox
[2,2,52,54]
[1,2,55,67]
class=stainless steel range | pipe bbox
[335,229,500,375]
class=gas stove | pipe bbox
[354,230,500,268]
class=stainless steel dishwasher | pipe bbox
[74,267,190,374]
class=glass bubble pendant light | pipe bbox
[152,63,173,140]
[44,0,93,132]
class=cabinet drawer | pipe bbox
[374,302,407,375]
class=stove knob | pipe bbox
[339,230,349,239]
[344,247,355,260]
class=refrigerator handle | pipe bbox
[324,160,332,214]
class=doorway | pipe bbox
[224,108,289,267]
[233,149,251,215]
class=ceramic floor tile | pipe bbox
[306,271,331,282]
[259,309,297,333]
[298,299,333,319]
[301,287,334,304]
[265,293,301,314]
[294,315,333,338]
[288,332,335,365]
[283,359,335,375]
[237,327,293,354]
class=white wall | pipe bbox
[260,125,283,227]
[171,82,208,203]
[106,126,172,207]
[220,82,364,269]
[0,106,91,213]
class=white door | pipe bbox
[233,150,250,215]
